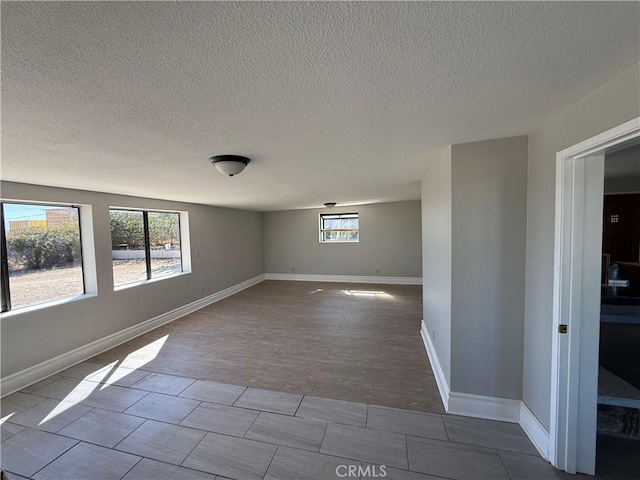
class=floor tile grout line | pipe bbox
[131,455,216,478]
[242,424,329,453]
[365,403,369,428]
[314,431,408,472]
[117,454,144,480]
[442,414,451,442]
[263,440,380,474]
[131,371,198,384]
[494,447,546,458]
[177,422,215,471]
[241,408,264,439]
[118,416,322,459]
[110,390,151,413]
[178,398,203,425]
[404,434,410,471]
[496,446,515,480]
[45,414,145,450]
[25,435,80,479]
[406,432,538,457]
[51,405,97,435]
[112,418,152,452]
[261,443,281,480]
[26,377,154,413]
[318,420,330,452]
[292,394,306,417]
[0,422,26,443]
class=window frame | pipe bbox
[109,207,185,288]
[319,212,360,244]
[0,200,86,313]
[1,205,11,312]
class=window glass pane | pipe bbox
[322,231,339,242]
[110,210,147,286]
[3,203,83,309]
[320,213,359,242]
[340,218,358,229]
[322,230,359,242]
[323,218,342,229]
[148,212,182,279]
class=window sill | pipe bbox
[114,271,190,292]
[0,293,98,319]
[319,241,360,244]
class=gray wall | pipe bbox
[421,137,528,400]
[0,181,264,378]
[523,63,640,430]
[263,201,422,278]
[421,147,452,385]
[450,136,528,399]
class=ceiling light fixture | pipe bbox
[209,155,250,177]
[324,202,337,209]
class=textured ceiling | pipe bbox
[2,2,639,211]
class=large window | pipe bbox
[1,202,84,312]
[319,213,359,243]
[110,209,182,287]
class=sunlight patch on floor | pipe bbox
[341,289,393,299]
[119,335,168,367]
[100,335,169,389]
[1,412,15,424]
[40,379,99,425]
[39,335,169,423]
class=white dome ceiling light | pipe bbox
[210,155,250,177]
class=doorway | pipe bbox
[596,145,640,478]
[550,118,640,475]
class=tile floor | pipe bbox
[2,372,560,480]
[1,281,635,478]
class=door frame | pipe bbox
[550,117,640,474]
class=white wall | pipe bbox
[0,181,264,378]
[421,148,452,386]
[450,136,528,399]
[523,63,640,430]
[263,201,422,279]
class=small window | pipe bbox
[1,202,84,312]
[319,213,359,243]
[110,208,182,287]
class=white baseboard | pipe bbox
[420,321,450,410]
[444,389,548,457]
[447,392,521,423]
[1,274,265,396]
[519,402,551,460]
[265,273,422,285]
[419,323,550,459]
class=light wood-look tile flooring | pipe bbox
[90,281,443,413]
